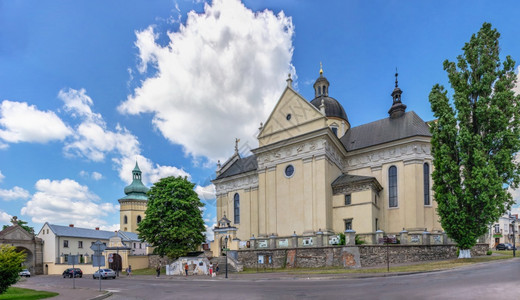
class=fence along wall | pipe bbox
[237,244,489,269]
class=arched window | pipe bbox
[424,163,430,205]
[388,166,398,207]
[124,215,128,224]
[318,86,322,95]
[323,85,326,95]
[234,193,240,224]
[137,215,142,224]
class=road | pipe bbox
[16,258,520,300]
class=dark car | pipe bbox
[496,243,508,250]
[62,268,83,278]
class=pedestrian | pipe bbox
[128,265,132,277]
[156,265,160,278]
[215,263,219,275]
[209,262,213,277]
[184,263,189,276]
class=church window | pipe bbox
[323,85,326,95]
[234,193,240,224]
[285,165,295,178]
[318,86,322,95]
[124,215,128,224]
[64,240,69,248]
[344,219,353,231]
[137,215,142,224]
[389,166,398,207]
[78,241,83,248]
[286,113,292,121]
[424,163,430,205]
[331,126,338,136]
[345,194,351,205]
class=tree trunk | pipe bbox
[458,249,471,258]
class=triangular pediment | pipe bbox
[258,87,326,146]
[0,225,34,241]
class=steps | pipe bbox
[210,256,240,273]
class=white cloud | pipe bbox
[21,178,118,228]
[0,100,72,144]
[195,184,216,202]
[92,172,103,181]
[0,186,30,201]
[116,155,191,186]
[119,0,295,162]
[100,224,120,232]
[0,171,4,182]
[0,210,11,225]
[205,222,216,242]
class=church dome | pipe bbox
[121,162,149,201]
[310,96,348,121]
[309,65,349,122]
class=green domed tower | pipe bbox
[119,162,149,233]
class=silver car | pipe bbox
[19,269,31,277]
[93,268,116,279]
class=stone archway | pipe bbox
[109,253,122,273]
[15,246,33,270]
[0,223,43,275]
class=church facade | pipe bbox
[212,69,441,253]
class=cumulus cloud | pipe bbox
[119,0,295,162]
[0,100,72,144]
[0,171,4,182]
[116,155,190,186]
[0,210,11,224]
[79,170,103,181]
[195,184,216,202]
[21,178,119,228]
[0,186,30,201]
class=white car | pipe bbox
[19,269,31,277]
[93,269,116,279]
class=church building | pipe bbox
[119,162,149,233]
[212,67,442,253]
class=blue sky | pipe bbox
[1,0,520,239]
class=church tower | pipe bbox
[119,162,149,233]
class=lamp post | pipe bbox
[224,235,228,279]
[512,218,516,257]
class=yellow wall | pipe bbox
[120,200,146,233]
[127,255,149,270]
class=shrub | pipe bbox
[0,245,26,294]
[355,235,365,245]
[486,250,492,256]
[338,233,346,245]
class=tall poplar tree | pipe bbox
[137,176,206,259]
[429,23,520,257]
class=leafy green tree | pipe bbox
[137,176,206,258]
[429,23,520,257]
[2,217,34,235]
[0,245,26,294]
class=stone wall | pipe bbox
[237,243,488,269]
[148,255,173,268]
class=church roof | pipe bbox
[310,96,349,121]
[340,111,431,151]
[120,162,149,201]
[45,223,141,242]
[215,155,257,180]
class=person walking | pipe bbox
[215,263,219,275]
[128,265,132,277]
[184,263,189,276]
[156,265,160,278]
[209,262,213,277]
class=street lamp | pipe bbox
[512,218,516,257]
[224,235,228,279]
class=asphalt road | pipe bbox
[16,258,520,300]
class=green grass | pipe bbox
[0,287,58,299]
[242,254,514,275]
[125,267,165,275]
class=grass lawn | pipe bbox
[125,266,166,276]
[0,287,58,300]
[242,253,514,275]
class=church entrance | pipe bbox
[109,253,122,275]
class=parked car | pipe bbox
[93,269,116,279]
[19,269,30,277]
[62,268,83,278]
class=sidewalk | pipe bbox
[14,280,110,300]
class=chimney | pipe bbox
[69,224,74,227]
[95,227,99,230]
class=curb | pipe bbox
[89,291,113,300]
